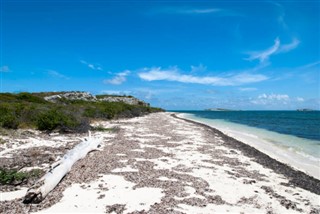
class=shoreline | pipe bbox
[172,113,320,195]
[175,112,320,180]
[0,112,319,213]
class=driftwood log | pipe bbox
[24,131,102,203]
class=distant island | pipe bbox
[204,108,238,111]
[296,108,317,112]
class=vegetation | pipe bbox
[91,125,120,132]
[0,92,163,133]
[0,168,43,185]
[0,138,6,144]
[96,94,133,99]
[36,108,79,131]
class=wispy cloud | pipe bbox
[0,65,10,72]
[80,60,103,71]
[131,87,182,100]
[138,67,268,86]
[48,70,69,79]
[245,38,280,63]
[239,87,257,92]
[296,97,304,102]
[271,2,288,30]
[104,70,130,85]
[191,64,207,73]
[99,90,131,96]
[245,38,300,63]
[178,8,222,14]
[298,60,320,69]
[153,7,239,16]
[277,38,300,53]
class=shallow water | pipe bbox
[175,111,320,158]
[175,111,320,179]
[176,111,320,140]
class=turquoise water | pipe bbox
[174,111,320,160]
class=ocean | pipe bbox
[175,110,320,178]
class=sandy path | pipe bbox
[0,112,319,213]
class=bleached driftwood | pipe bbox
[24,131,103,203]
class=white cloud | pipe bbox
[296,97,304,102]
[251,93,290,105]
[182,8,222,14]
[239,87,257,92]
[245,38,299,63]
[299,60,320,69]
[88,64,95,70]
[0,65,10,72]
[159,7,223,15]
[250,94,308,109]
[138,67,268,86]
[106,76,126,85]
[260,93,289,100]
[99,90,131,95]
[80,60,103,71]
[272,2,288,29]
[153,7,241,16]
[48,70,69,79]
[277,38,300,53]
[104,70,130,85]
[246,38,280,63]
[191,64,207,73]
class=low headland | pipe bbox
[0,92,319,213]
[0,91,163,133]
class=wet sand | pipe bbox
[0,112,319,213]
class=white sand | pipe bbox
[35,174,164,214]
[0,131,115,158]
[0,188,28,201]
[1,112,319,213]
[178,113,320,180]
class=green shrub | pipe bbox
[83,107,98,118]
[0,93,17,102]
[35,109,78,131]
[1,114,18,129]
[0,138,6,144]
[0,169,28,185]
[0,168,43,185]
[0,92,164,132]
[17,92,47,103]
[91,125,112,132]
[0,105,19,129]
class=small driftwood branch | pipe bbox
[24,131,102,203]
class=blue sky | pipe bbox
[1,0,319,110]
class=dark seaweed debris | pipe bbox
[172,114,320,195]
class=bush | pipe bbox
[83,107,99,118]
[0,169,28,185]
[91,125,112,132]
[0,168,43,185]
[0,92,164,132]
[35,109,78,131]
[16,92,47,103]
[1,114,19,129]
[0,105,19,129]
[0,93,17,102]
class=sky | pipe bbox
[1,0,319,110]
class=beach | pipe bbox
[0,112,319,213]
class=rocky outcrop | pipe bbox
[44,92,149,107]
[99,96,149,107]
[44,92,97,102]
